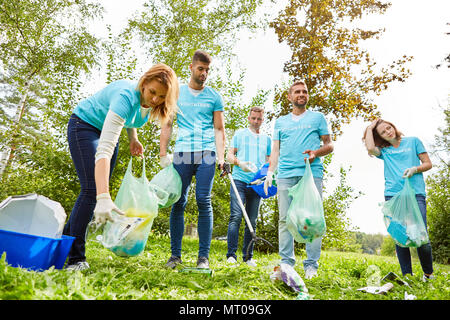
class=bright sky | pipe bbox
[99,0,450,235]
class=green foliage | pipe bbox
[268,0,413,137]
[351,232,384,255]
[380,235,396,256]
[0,0,102,182]
[1,236,449,300]
[0,0,103,212]
[425,103,450,265]
[322,156,362,249]
[127,0,265,79]
[426,168,450,265]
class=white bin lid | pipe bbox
[0,193,66,239]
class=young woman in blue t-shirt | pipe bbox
[64,63,179,271]
[363,119,434,281]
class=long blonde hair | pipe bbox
[137,63,179,125]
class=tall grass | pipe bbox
[1,233,449,300]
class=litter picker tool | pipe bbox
[220,163,274,257]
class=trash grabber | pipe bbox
[220,163,274,258]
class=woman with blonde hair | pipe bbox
[63,63,179,271]
[363,118,434,281]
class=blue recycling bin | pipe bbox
[0,228,75,271]
[248,163,278,198]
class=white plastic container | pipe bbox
[0,193,66,239]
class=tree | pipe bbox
[426,102,450,264]
[269,0,413,137]
[0,0,102,179]
[380,235,395,256]
[127,0,264,79]
[53,0,268,236]
[322,155,363,250]
[436,22,450,69]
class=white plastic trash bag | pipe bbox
[0,193,66,238]
[270,263,309,296]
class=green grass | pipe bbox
[1,233,449,300]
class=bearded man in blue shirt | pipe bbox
[265,80,333,279]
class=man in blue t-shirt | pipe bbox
[226,107,271,267]
[161,50,226,270]
[265,80,333,279]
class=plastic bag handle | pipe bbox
[126,157,147,181]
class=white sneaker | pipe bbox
[422,274,435,282]
[245,259,257,267]
[304,268,318,279]
[227,256,237,264]
[65,261,90,271]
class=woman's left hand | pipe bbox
[129,139,144,158]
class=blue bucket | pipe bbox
[0,228,75,271]
[248,163,277,199]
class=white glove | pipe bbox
[94,193,125,224]
[250,178,263,185]
[264,170,274,196]
[402,166,417,178]
[239,161,257,173]
[160,154,173,168]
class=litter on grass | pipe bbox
[382,271,410,287]
[357,282,394,295]
[404,291,417,300]
[270,263,310,299]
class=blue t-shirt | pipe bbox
[376,136,427,196]
[273,110,330,178]
[174,84,225,152]
[73,80,149,130]
[231,128,272,184]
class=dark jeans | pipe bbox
[226,179,261,261]
[385,194,433,276]
[170,151,216,258]
[63,114,119,264]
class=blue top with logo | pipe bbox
[273,110,330,178]
[73,80,149,130]
[231,128,271,184]
[376,136,427,196]
[174,84,225,152]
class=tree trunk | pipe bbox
[0,81,30,180]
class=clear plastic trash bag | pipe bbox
[286,160,326,243]
[381,178,429,248]
[149,164,182,209]
[87,157,159,257]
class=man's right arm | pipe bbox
[267,140,280,173]
[227,147,240,165]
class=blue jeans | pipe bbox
[385,194,433,276]
[63,114,119,264]
[170,151,216,258]
[226,179,262,261]
[277,176,323,270]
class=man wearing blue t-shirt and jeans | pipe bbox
[161,50,226,269]
[265,80,333,279]
[226,107,271,267]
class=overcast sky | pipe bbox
[99,0,450,235]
